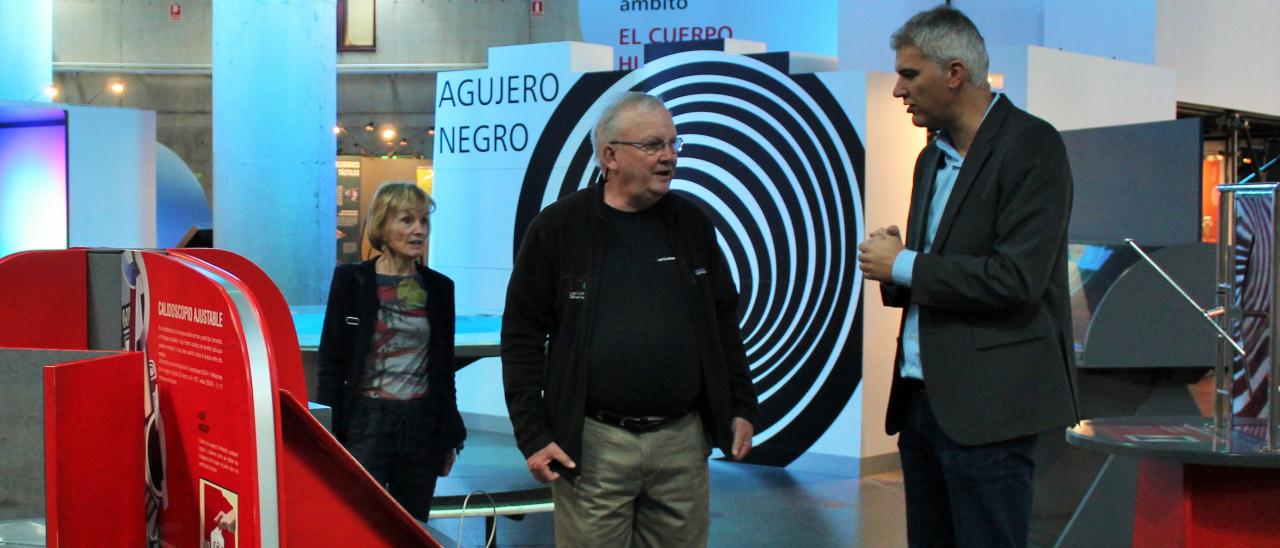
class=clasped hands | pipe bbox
[857,225,904,283]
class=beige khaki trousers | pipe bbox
[551,413,710,548]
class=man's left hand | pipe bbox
[858,227,905,283]
[730,417,754,461]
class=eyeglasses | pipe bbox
[609,137,684,155]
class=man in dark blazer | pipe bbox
[858,6,1078,547]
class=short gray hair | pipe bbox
[890,5,989,88]
[592,92,669,169]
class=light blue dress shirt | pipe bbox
[892,94,1000,380]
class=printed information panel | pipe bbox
[125,251,263,547]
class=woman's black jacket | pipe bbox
[316,258,466,451]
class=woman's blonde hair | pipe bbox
[365,182,436,252]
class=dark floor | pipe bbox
[422,425,1134,547]
[426,429,905,547]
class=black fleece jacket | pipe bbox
[501,183,758,466]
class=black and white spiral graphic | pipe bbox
[1231,191,1272,430]
[515,50,865,464]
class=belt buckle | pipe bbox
[625,415,665,432]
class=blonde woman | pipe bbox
[317,182,465,521]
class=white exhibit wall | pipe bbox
[436,42,613,420]
[1025,46,1176,131]
[430,41,613,318]
[66,104,156,248]
[991,46,1175,132]
[1156,0,1280,117]
[859,72,924,468]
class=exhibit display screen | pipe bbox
[1230,186,1274,438]
[1061,118,1201,246]
[1067,243,1145,362]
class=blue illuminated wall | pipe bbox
[838,0,1156,72]
[0,0,52,102]
[580,0,837,69]
[0,117,67,257]
[212,0,337,306]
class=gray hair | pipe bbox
[592,92,670,170]
[890,5,989,88]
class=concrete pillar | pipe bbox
[0,0,52,101]
[213,1,337,305]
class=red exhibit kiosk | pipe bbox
[0,248,441,547]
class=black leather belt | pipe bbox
[589,408,681,433]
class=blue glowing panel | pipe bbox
[0,120,67,257]
[212,1,336,305]
[1044,0,1155,65]
[0,0,52,103]
[580,0,837,69]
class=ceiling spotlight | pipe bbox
[398,138,408,147]
[85,79,126,104]
[332,125,345,135]
[381,127,397,141]
[44,85,59,99]
[427,128,436,136]
[365,122,375,132]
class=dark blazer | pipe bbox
[501,183,758,467]
[882,95,1079,446]
[316,258,466,451]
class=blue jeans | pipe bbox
[898,387,1037,548]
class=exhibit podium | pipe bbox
[1068,417,1280,546]
[1067,182,1280,546]
[0,248,441,547]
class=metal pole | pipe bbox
[1124,239,1244,355]
[1215,113,1240,445]
[1271,184,1280,450]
